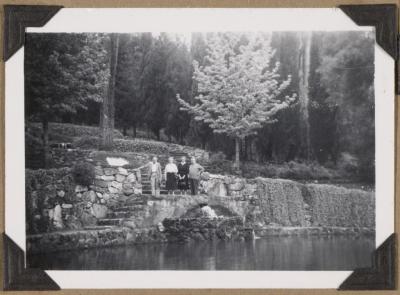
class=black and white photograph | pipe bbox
[3,7,395,289]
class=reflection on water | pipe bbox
[28,235,375,270]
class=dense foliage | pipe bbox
[25,31,375,182]
[72,162,95,186]
[177,33,296,168]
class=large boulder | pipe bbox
[101,175,115,181]
[126,173,136,182]
[203,178,228,197]
[75,185,88,193]
[108,186,119,194]
[122,182,134,195]
[118,167,128,176]
[81,211,97,226]
[115,174,126,182]
[82,190,97,203]
[200,172,211,180]
[94,180,108,188]
[110,181,122,190]
[227,178,246,191]
[94,166,103,176]
[91,203,108,219]
[104,168,117,176]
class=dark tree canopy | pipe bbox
[25,31,375,181]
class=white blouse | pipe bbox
[165,163,178,174]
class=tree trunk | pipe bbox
[42,120,49,168]
[101,33,119,150]
[132,123,137,138]
[246,137,253,161]
[234,137,240,170]
[200,136,207,150]
[298,32,313,161]
[244,137,248,161]
[122,126,127,136]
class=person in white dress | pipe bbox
[164,157,178,195]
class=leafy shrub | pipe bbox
[206,157,338,181]
[337,152,359,175]
[72,162,95,186]
[73,136,100,149]
[209,151,226,162]
[27,122,124,144]
[73,135,203,158]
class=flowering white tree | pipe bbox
[177,33,296,169]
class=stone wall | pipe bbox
[255,178,307,227]
[49,149,92,168]
[26,164,143,234]
[304,184,375,228]
[162,217,253,243]
[26,163,375,249]
[27,227,167,254]
[199,174,374,229]
[47,149,150,169]
[43,146,209,169]
[27,167,375,235]
[26,168,75,234]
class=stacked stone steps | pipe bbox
[112,204,146,211]
[83,225,115,230]
[114,198,148,206]
[100,194,151,221]
[96,149,203,226]
[106,211,132,219]
[107,203,147,218]
[140,171,168,195]
[97,218,125,226]
[139,151,195,195]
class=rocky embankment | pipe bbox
[26,161,374,254]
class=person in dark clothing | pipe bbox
[188,157,204,196]
[177,156,189,195]
[164,156,178,195]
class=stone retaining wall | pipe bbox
[43,144,209,169]
[162,217,253,243]
[26,166,375,238]
[199,175,374,229]
[26,164,143,234]
[254,226,374,237]
[26,224,374,255]
[48,149,150,169]
[27,227,167,254]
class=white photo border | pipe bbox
[5,8,395,289]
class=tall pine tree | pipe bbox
[25,33,109,166]
[101,33,119,149]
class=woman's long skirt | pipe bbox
[166,173,177,191]
[177,174,189,190]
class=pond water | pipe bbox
[28,235,375,270]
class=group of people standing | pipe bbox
[147,156,205,197]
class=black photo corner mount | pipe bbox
[2,233,60,291]
[338,233,396,290]
[337,5,398,289]
[3,4,63,61]
[2,4,63,291]
[339,4,400,93]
